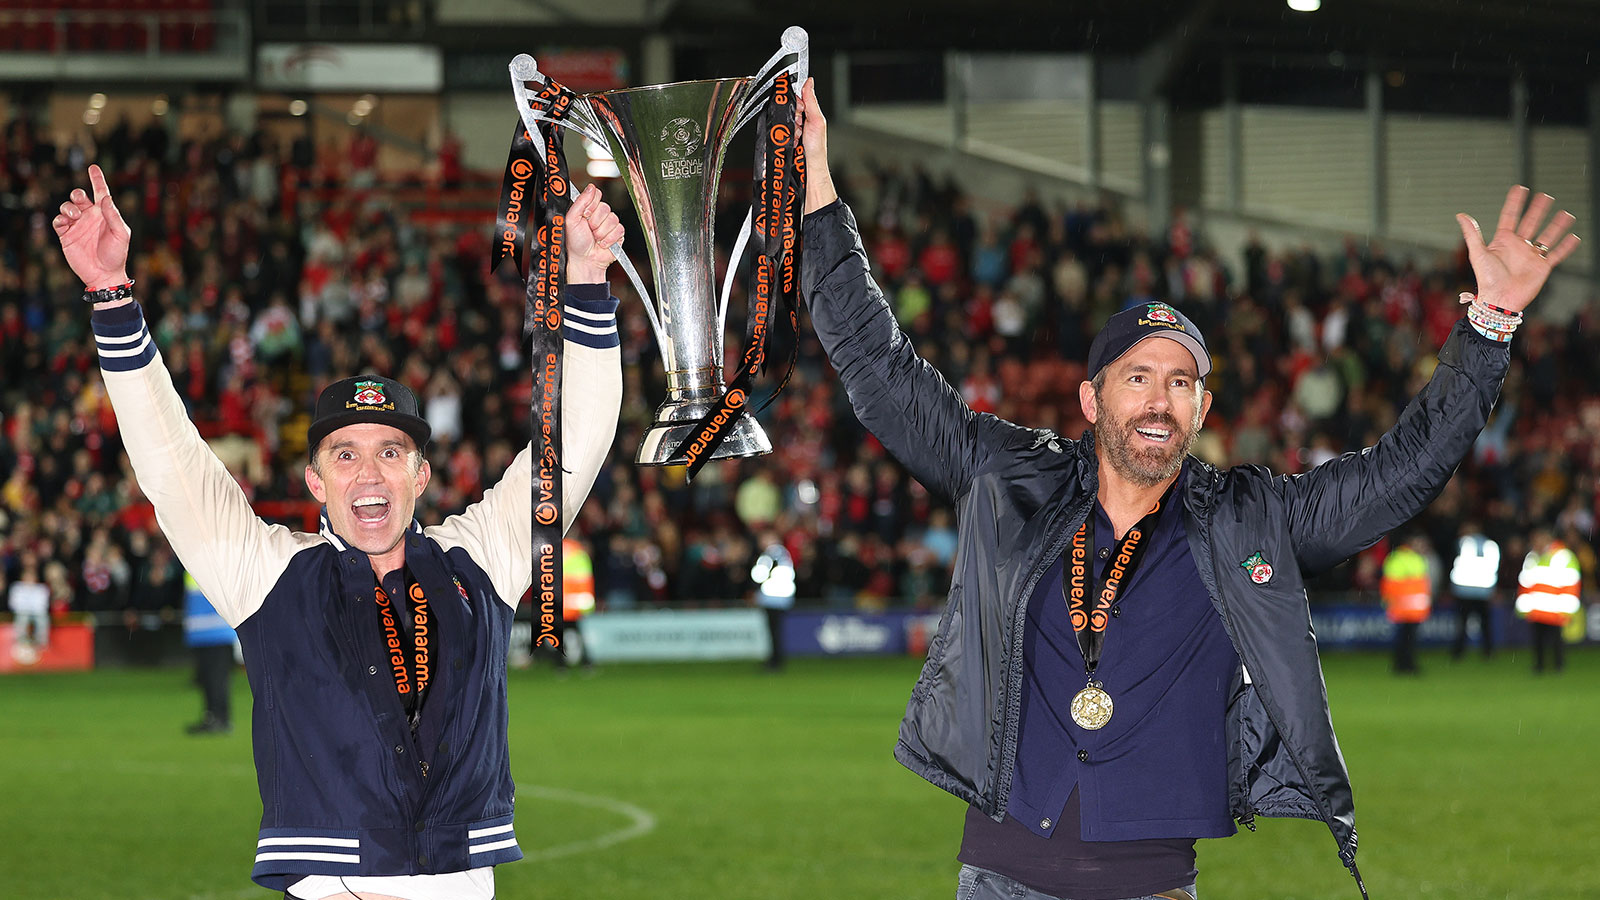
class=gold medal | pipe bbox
[1070,682,1114,730]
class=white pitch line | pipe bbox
[513,782,658,861]
[31,762,657,899]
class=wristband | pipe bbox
[82,279,135,305]
[1459,292,1521,343]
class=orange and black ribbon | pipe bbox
[492,121,540,278]
[670,71,805,479]
[494,77,578,651]
[1064,492,1168,675]
[375,578,433,729]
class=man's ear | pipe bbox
[1198,389,1214,428]
[413,459,431,498]
[1079,380,1099,425]
[305,464,327,504]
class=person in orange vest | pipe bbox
[1516,528,1581,674]
[1382,534,1433,674]
[559,537,596,670]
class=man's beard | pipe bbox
[1094,399,1200,488]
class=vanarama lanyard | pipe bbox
[1061,487,1170,730]
[374,574,432,730]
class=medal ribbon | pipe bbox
[1064,494,1168,676]
[374,578,432,728]
[670,72,804,479]
[496,76,579,652]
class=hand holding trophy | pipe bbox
[496,27,810,474]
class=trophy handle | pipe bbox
[715,26,808,337]
[731,26,809,136]
[717,206,755,334]
[509,54,610,153]
[510,53,672,353]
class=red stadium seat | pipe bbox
[109,0,153,51]
[21,11,57,52]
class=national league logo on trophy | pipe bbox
[490,28,809,650]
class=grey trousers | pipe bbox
[957,864,1197,900]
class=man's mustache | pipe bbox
[1129,414,1182,433]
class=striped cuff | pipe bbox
[563,284,620,349]
[91,300,158,372]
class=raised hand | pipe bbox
[1456,186,1581,313]
[797,77,837,215]
[564,184,625,285]
[53,165,133,290]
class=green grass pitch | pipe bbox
[2,649,1596,899]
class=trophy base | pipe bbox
[635,398,772,466]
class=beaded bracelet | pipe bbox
[81,279,136,305]
[1458,292,1521,343]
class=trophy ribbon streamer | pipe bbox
[495,75,579,651]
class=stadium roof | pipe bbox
[657,0,1600,80]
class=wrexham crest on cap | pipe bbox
[1145,303,1180,326]
[349,380,391,410]
[1240,550,1273,585]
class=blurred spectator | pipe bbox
[751,532,796,671]
[1516,528,1582,673]
[1448,521,1500,659]
[1382,533,1434,675]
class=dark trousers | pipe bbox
[764,606,787,670]
[1531,622,1565,672]
[193,643,233,725]
[1393,622,1420,673]
[1451,597,1493,658]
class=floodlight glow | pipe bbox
[1287,0,1320,10]
[89,93,107,109]
[288,99,308,116]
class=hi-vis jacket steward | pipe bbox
[92,297,621,892]
[800,201,1510,896]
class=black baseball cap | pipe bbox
[307,374,431,457]
[1086,302,1211,381]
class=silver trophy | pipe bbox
[510,27,809,465]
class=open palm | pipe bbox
[53,165,132,289]
[1456,186,1581,313]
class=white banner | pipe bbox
[579,610,770,663]
[257,43,442,92]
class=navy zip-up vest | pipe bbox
[239,515,522,891]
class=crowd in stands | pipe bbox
[2,113,1597,631]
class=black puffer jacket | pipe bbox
[800,201,1509,895]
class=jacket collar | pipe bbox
[318,506,424,554]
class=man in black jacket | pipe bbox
[795,81,1579,900]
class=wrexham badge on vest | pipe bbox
[1241,551,1274,585]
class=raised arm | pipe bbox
[55,166,317,626]
[1277,186,1580,571]
[797,79,1017,502]
[429,185,624,607]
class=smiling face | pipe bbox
[305,423,431,569]
[1080,337,1213,488]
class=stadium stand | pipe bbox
[1,112,1596,635]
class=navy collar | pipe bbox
[318,506,423,553]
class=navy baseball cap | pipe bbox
[1086,302,1211,380]
[307,374,431,457]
